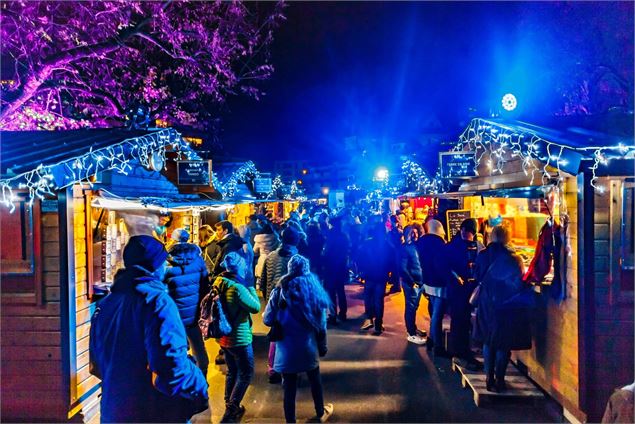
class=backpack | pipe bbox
[198,285,232,339]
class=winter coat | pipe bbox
[165,243,209,327]
[262,285,327,374]
[261,244,298,299]
[322,229,350,285]
[213,274,261,348]
[212,233,245,276]
[416,234,447,288]
[201,240,220,274]
[242,241,255,286]
[89,266,208,423]
[473,243,532,351]
[399,242,423,287]
[444,235,480,306]
[253,233,280,277]
[356,237,391,283]
[305,232,325,275]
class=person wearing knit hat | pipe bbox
[123,235,169,272]
[212,252,260,422]
[90,235,208,422]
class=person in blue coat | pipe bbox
[165,228,210,377]
[90,235,208,423]
[263,255,334,423]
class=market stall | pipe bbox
[0,128,220,422]
[436,118,634,422]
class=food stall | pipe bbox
[437,118,634,422]
[0,128,224,422]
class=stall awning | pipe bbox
[430,185,551,199]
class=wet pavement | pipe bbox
[193,283,558,423]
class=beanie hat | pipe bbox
[123,235,168,271]
[281,227,300,246]
[221,251,246,274]
[460,218,478,235]
[171,228,190,242]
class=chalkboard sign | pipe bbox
[446,209,472,240]
[177,161,212,186]
[254,178,272,193]
[439,151,477,178]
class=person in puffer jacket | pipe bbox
[90,235,208,423]
[165,228,210,378]
[261,228,299,301]
[253,223,280,287]
[213,252,260,423]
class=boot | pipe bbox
[486,375,496,393]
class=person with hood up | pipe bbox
[213,252,261,423]
[356,221,392,335]
[473,225,531,393]
[400,225,426,345]
[89,235,208,423]
[263,255,334,423]
[417,219,448,356]
[165,228,210,377]
[261,227,300,383]
[253,222,280,289]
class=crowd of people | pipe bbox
[89,201,535,423]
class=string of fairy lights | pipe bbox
[1,118,631,211]
[452,118,635,193]
[0,129,195,212]
[1,141,305,212]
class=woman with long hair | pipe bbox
[263,255,334,423]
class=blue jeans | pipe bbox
[403,284,424,336]
[428,295,447,350]
[483,344,511,381]
[364,279,387,329]
[222,344,255,409]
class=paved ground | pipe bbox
[193,284,558,423]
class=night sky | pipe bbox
[216,1,633,167]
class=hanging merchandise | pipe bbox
[523,218,566,301]
[551,215,569,302]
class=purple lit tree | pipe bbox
[0,1,284,130]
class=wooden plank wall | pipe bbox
[513,176,581,418]
[70,187,101,423]
[1,207,67,421]
[586,177,634,421]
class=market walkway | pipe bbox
[193,284,557,423]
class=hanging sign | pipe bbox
[446,209,472,240]
[254,178,272,193]
[439,151,477,178]
[177,160,212,186]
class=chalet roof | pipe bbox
[0,128,181,177]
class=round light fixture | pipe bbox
[375,167,389,182]
[501,93,517,111]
